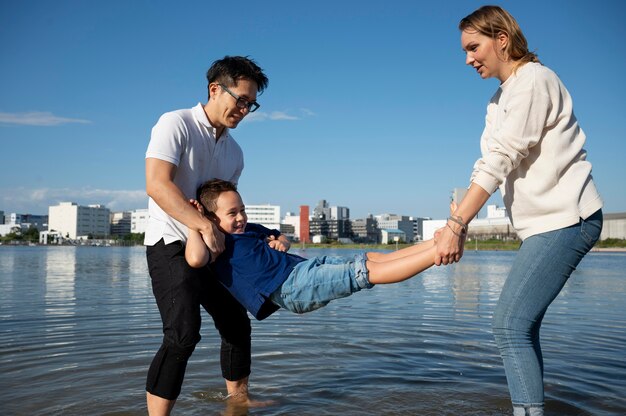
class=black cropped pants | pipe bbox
[145,239,251,400]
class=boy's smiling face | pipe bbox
[211,190,248,234]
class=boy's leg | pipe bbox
[367,246,437,284]
[270,255,373,314]
[367,239,435,263]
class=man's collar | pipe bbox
[193,103,228,138]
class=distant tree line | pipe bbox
[0,226,40,243]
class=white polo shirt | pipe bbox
[144,103,244,245]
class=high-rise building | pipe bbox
[131,209,149,234]
[4,213,48,230]
[110,211,132,236]
[452,187,468,204]
[351,215,380,243]
[299,205,310,243]
[310,199,351,240]
[282,212,300,240]
[48,202,110,239]
[411,216,430,241]
[246,204,281,230]
[375,214,416,242]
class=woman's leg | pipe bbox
[492,211,602,415]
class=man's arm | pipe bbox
[145,157,224,256]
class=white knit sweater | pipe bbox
[470,62,603,240]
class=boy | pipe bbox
[186,179,440,320]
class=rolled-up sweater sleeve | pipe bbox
[471,78,551,194]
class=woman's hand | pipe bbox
[434,223,466,265]
[435,201,466,265]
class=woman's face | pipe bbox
[461,29,511,82]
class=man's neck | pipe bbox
[203,103,225,139]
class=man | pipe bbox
[144,56,268,415]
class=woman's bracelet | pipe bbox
[446,222,465,237]
[447,215,468,234]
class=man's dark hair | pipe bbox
[197,179,239,214]
[206,56,269,100]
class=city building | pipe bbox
[601,212,626,240]
[351,215,380,243]
[110,211,132,237]
[452,187,468,205]
[246,204,281,230]
[422,204,514,240]
[131,209,149,234]
[312,200,350,220]
[412,216,430,241]
[299,205,310,243]
[0,212,48,237]
[310,199,352,240]
[282,212,300,240]
[381,229,406,244]
[375,214,416,242]
[309,218,352,240]
[3,212,48,231]
[48,202,110,240]
[0,224,21,237]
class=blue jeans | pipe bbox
[492,210,603,415]
[269,253,373,314]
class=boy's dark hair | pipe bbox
[206,56,269,100]
[197,179,239,214]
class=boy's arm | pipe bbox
[186,228,211,268]
[246,223,290,252]
[184,199,212,268]
[267,234,291,252]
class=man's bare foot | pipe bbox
[225,390,275,407]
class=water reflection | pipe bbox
[0,247,625,415]
[45,247,76,318]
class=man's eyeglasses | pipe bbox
[218,83,260,113]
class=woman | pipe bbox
[435,5,603,416]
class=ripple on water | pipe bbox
[1,247,625,415]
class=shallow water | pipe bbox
[1,246,624,415]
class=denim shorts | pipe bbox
[269,253,373,314]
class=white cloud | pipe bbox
[0,111,91,126]
[245,110,299,122]
[0,187,147,214]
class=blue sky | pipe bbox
[1,0,625,220]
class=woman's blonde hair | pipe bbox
[459,5,540,67]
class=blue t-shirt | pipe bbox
[212,223,306,320]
